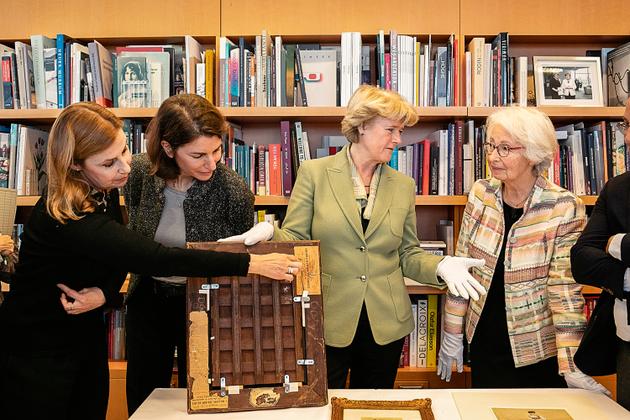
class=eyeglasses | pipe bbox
[617,120,629,136]
[483,142,525,158]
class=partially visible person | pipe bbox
[0,234,15,305]
[0,102,300,420]
[222,85,487,389]
[571,98,630,409]
[124,94,255,415]
[560,72,576,99]
[549,72,562,99]
[438,107,608,394]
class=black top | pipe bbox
[471,202,523,363]
[0,189,250,351]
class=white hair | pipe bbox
[486,107,558,175]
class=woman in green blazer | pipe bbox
[222,85,485,388]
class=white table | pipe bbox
[129,388,630,420]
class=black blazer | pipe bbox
[571,172,630,375]
[0,189,249,352]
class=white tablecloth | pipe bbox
[129,388,630,419]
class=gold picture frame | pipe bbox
[330,397,435,420]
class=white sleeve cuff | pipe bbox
[608,233,625,261]
[624,268,630,292]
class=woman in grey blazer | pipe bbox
[123,94,257,414]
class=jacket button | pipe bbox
[360,275,367,282]
[509,237,516,244]
[359,246,366,252]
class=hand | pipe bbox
[248,253,302,282]
[437,331,464,382]
[564,371,612,396]
[217,222,275,246]
[57,283,106,315]
[0,235,14,255]
[436,256,487,300]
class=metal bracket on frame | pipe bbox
[198,283,219,311]
[293,290,311,327]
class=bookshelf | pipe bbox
[2,0,627,415]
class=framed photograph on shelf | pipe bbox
[330,397,435,420]
[533,56,603,106]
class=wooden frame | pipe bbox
[185,241,327,413]
[330,397,435,420]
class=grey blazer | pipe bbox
[123,153,255,300]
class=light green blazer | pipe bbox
[274,145,445,347]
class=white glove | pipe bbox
[564,371,612,396]
[436,331,464,382]
[217,222,274,246]
[436,256,486,300]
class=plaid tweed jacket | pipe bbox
[444,176,587,373]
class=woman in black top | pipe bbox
[0,102,300,420]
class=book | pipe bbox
[607,41,630,106]
[88,40,114,107]
[116,56,151,108]
[30,35,55,109]
[299,49,336,106]
[42,47,57,108]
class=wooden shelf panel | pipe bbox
[468,106,626,119]
[582,286,602,295]
[461,0,629,36]
[2,0,220,39]
[221,0,459,36]
[0,106,622,123]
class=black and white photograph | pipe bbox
[534,56,604,106]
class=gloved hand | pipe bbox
[564,371,612,396]
[217,222,275,246]
[436,331,464,382]
[436,256,487,300]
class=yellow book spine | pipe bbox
[427,294,438,368]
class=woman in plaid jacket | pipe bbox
[437,107,608,393]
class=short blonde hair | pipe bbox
[486,107,557,175]
[341,85,418,143]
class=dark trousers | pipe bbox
[617,339,630,410]
[471,354,567,388]
[0,332,109,420]
[126,278,187,415]
[326,305,405,389]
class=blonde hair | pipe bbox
[486,107,557,175]
[341,85,418,143]
[47,102,123,223]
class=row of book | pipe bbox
[464,33,630,107]
[0,35,208,110]
[400,294,440,368]
[106,308,126,361]
[218,30,459,108]
[552,121,628,195]
[389,119,628,197]
[0,124,49,194]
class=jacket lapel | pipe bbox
[326,146,365,241]
[365,167,394,240]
